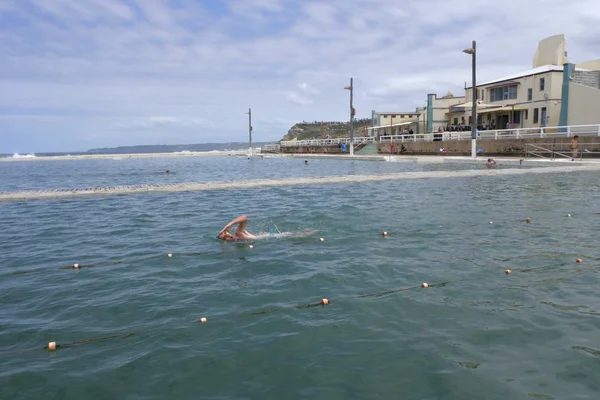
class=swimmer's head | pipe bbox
[218,231,234,241]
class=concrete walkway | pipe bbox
[276,153,600,165]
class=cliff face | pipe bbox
[281,119,371,141]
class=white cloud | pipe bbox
[0,0,599,152]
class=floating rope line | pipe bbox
[1,164,599,201]
[236,281,450,318]
[0,332,137,356]
[0,261,589,357]
[1,239,325,278]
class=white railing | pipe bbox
[280,124,600,147]
[280,136,374,147]
[260,144,280,153]
[525,142,600,161]
[380,124,600,143]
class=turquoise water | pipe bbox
[1,156,599,399]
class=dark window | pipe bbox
[513,111,521,124]
[453,118,458,125]
[382,115,388,118]
[408,114,413,118]
[524,110,529,120]
[539,78,545,91]
[533,108,539,124]
[490,85,518,102]
[528,88,533,101]
[481,90,484,101]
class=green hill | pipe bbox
[281,119,371,141]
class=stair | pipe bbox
[356,143,379,155]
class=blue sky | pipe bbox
[1,0,599,153]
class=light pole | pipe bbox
[463,40,477,158]
[245,108,253,156]
[344,78,355,155]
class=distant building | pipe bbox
[369,110,423,137]
[375,34,600,134]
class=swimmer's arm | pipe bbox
[219,215,249,236]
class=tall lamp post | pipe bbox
[344,78,355,156]
[463,41,477,158]
[245,108,253,156]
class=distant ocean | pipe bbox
[0,142,271,159]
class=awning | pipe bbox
[450,101,496,108]
[478,105,528,113]
[367,121,416,130]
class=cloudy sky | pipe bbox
[1,0,599,152]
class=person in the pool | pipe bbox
[217,215,257,241]
[218,215,317,241]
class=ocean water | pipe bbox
[0,156,599,400]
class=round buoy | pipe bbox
[382,231,388,236]
[200,317,207,323]
[505,269,512,275]
[167,253,172,258]
[319,238,324,242]
[576,258,582,263]
[48,342,57,351]
[73,263,79,269]
[567,214,571,217]
[489,221,493,224]
[321,298,329,305]
[248,245,254,249]
[421,282,429,288]
[525,217,531,223]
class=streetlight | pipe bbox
[344,78,355,156]
[245,108,253,156]
[463,40,477,158]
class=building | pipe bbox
[368,110,423,137]
[425,91,465,132]
[373,34,600,134]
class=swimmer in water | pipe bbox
[486,158,497,168]
[217,215,317,241]
[217,215,256,241]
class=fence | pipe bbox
[525,142,600,161]
[280,124,600,148]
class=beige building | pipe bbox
[369,110,422,137]
[402,34,600,133]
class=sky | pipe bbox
[1,0,599,153]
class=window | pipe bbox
[468,116,472,125]
[490,85,518,102]
[400,114,405,118]
[524,110,529,120]
[382,115,388,118]
[453,118,458,125]
[408,114,413,118]
[528,88,533,101]
[513,111,521,124]
[481,90,484,101]
[533,108,539,124]
[539,78,545,91]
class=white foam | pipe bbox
[12,153,36,158]
[1,165,599,201]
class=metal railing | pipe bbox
[280,136,374,147]
[525,142,600,161]
[280,124,600,147]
